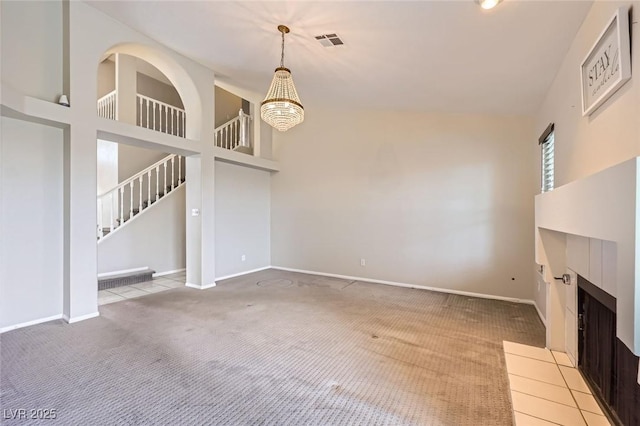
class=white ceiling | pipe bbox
[88,0,592,115]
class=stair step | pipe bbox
[98,268,155,290]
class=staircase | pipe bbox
[214,109,253,155]
[97,154,185,241]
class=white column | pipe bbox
[62,0,99,323]
[63,125,98,322]
[115,53,137,126]
[185,75,216,289]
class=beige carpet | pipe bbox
[1,269,544,425]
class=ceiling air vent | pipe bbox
[315,34,344,47]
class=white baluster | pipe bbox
[120,186,124,227]
[178,155,182,184]
[139,176,143,212]
[109,192,114,232]
[163,162,167,196]
[171,157,175,190]
[171,109,175,135]
[155,166,160,200]
[153,102,157,130]
[139,96,143,126]
[147,171,151,207]
[165,105,169,134]
[183,112,186,138]
[235,121,239,148]
[240,113,246,147]
[129,181,134,219]
[147,99,151,130]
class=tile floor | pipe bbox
[503,341,611,426]
[97,271,186,305]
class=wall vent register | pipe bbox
[315,34,344,47]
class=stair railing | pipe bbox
[214,109,252,152]
[97,154,185,241]
[137,94,186,138]
[96,92,186,138]
[97,90,117,120]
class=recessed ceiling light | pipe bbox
[476,0,502,10]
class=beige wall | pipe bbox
[97,57,184,108]
[271,107,536,300]
[97,59,115,98]
[534,2,640,189]
[215,161,271,278]
[137,72,183,109]
[532,2,640,351]
[1,1,64,103]
[1,117,64,329]
[98,186,186,275]
[118,144,167,183]
[215,86,243,128]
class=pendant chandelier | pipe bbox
[260,25,304,132]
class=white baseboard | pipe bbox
[63,312,100,324]
[0,314,64,334]
[153,268,186,277]
[185,282,216,290]
[215,266,271,282]
[271,266,535,305]
[526,300,547,327]
[98,267,149,278]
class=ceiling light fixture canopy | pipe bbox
[260,25,304,132]
[476,0,502,9]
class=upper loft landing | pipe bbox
[97,54,254,157]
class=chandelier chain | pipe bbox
[280,30,285,68]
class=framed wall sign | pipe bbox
[581,7,631,116]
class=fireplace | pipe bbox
[577,275,640,425]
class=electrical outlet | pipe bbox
[360,258,366,267]
[241,254,246,262]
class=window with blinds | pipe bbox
[540,124,554,193]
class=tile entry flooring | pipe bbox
[97,271,186,305]
[504,341,611,426]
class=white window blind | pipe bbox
[541,131,554,193]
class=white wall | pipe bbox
[215,161,271,278]
[271,107,536,300]
[1,1,64,103]
[98,185,186,275]
[1,117,64,329]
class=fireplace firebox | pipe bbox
[577,275,640,425]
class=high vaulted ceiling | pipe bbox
[88,0,592,115]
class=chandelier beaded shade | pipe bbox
[261,25,304,132]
